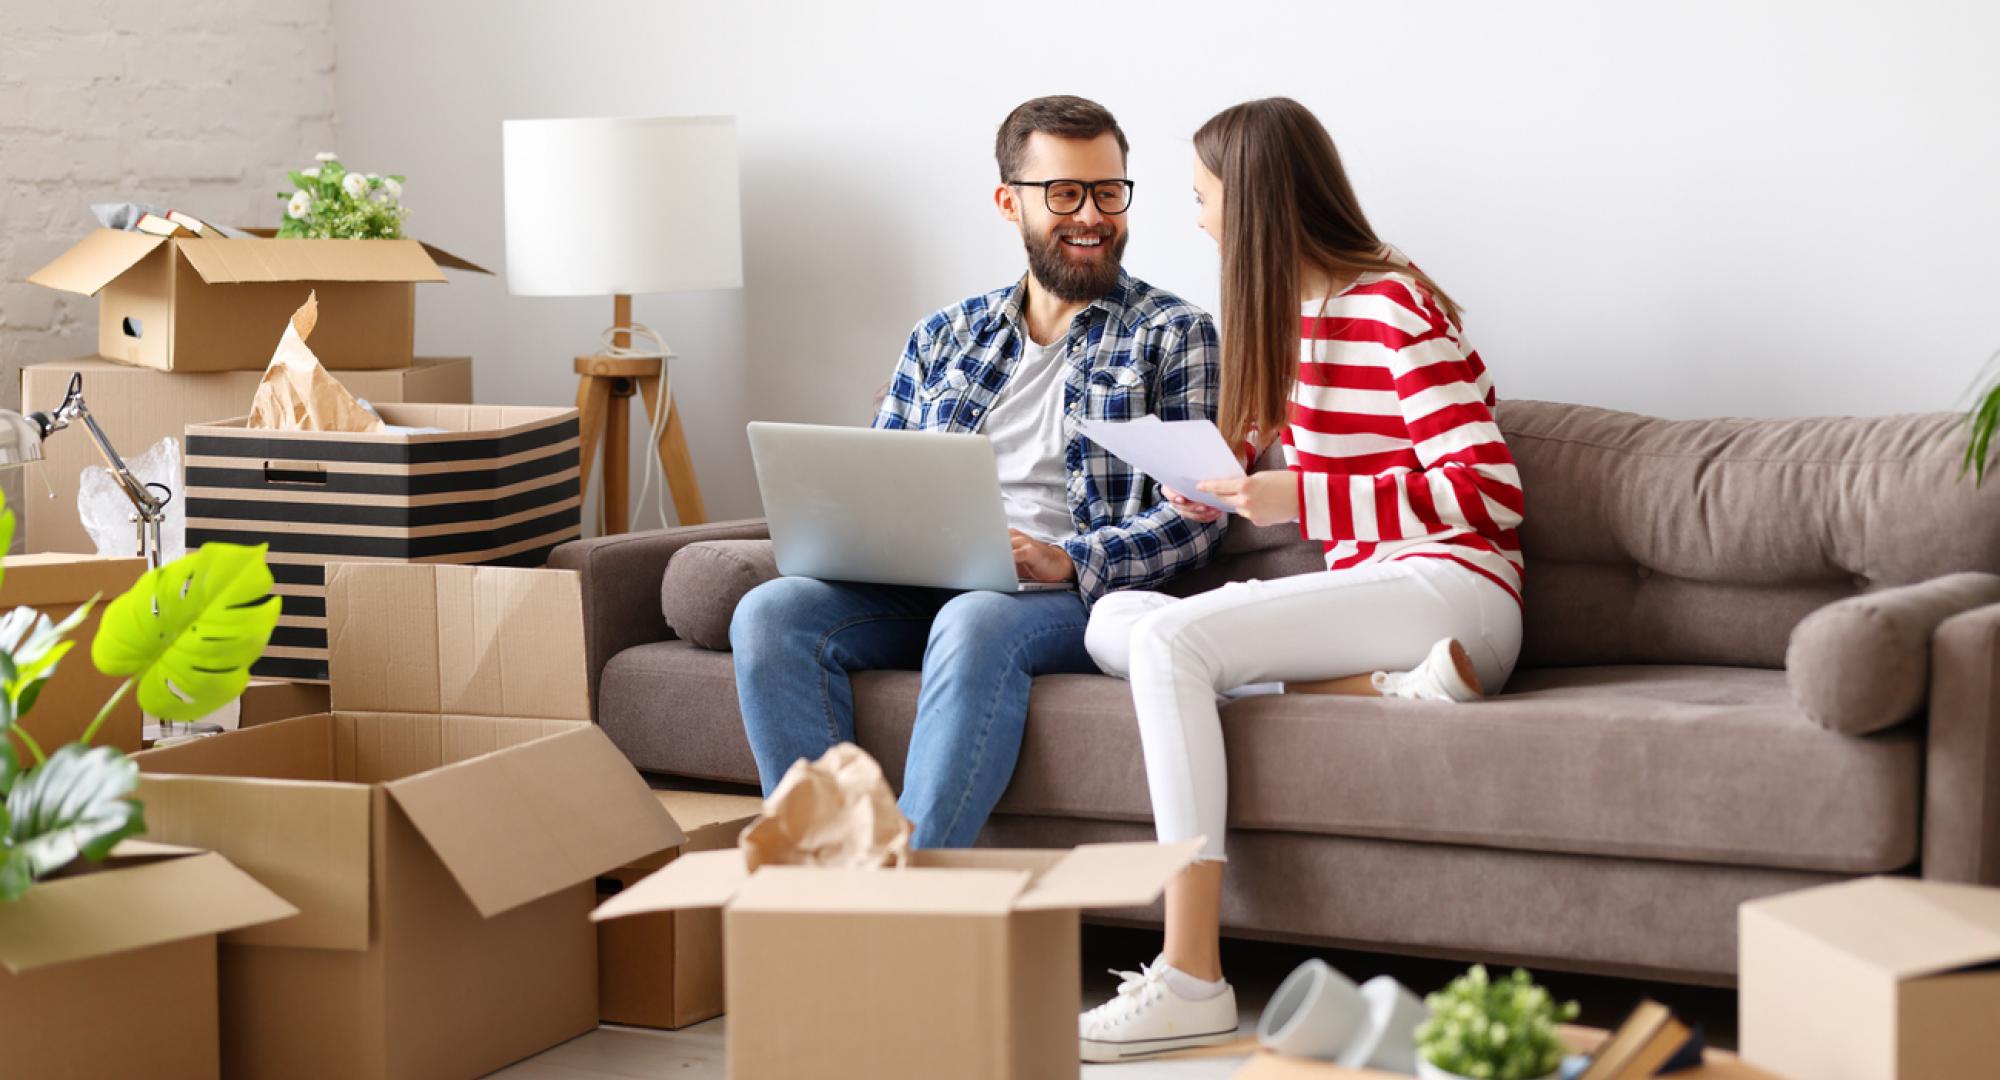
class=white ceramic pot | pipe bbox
[1415,1057,1558,1080]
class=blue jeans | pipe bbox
[729,577,1095,848]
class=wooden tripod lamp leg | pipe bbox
[575,373,612,503]
[638,373,708,526]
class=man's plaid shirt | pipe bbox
[873,271,1225,606]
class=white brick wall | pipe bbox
[0,0,337,410]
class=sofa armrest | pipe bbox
[547,518,770,717]
[1923,601,2000,885]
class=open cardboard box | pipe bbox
[21,356,473,556]
[1741,875,2000,1080]
[595,836,1202,1080]
[0,553,147,755]
[27,229,487,372]
[134,561,684,1080]
[596,789,764,1030]
[0,840,296,1080]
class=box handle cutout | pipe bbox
[263,462,328,486]
[595,876,625,897]
[122,316,143,338]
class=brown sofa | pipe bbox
[549,400,2000,985]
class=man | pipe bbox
[731,95,1223,848]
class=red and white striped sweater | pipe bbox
[1282,269,1525,605]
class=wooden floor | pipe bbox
[495,925,1738,1079]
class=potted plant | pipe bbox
[1964,351,1999,486]
[1414,965,1580,1080]
[0,485,281,899]
[277,151,411,239]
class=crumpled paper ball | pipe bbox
[740,743,912,871]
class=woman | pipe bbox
[1077,98,1525,1063]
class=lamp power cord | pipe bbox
[596,321,679,533]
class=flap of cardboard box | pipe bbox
[0,553,147,608]
[1743,875,2000,979]
[385,723,686,918]
[136,746,376,951]
[1012,839,1205,912]
[592,847,750,921]
[237,228,492,275]
[326,562,591,723]
[175,236,453,285]
[26,229,167,296]
[0,846,296,973]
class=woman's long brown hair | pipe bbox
[1195,97,1462,449]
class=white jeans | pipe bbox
[1086,558,1522,862]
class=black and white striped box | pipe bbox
[185,403,582,681]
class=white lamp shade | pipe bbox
[502,115,743,297]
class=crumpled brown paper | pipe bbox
[739,743,912,871]
[247,292,385,433]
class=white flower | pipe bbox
[301,167,320,179]
[342,173,368,199]
[380,177,402,201]
[315,151,337,163]
[370,189,390,206]
[286,191,312,220]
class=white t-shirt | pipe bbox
[984,334,1075,542]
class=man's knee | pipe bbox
[730,576,824,653]
[927,590,1028,649]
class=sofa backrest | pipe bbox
[1182,400,2000,670]
[1502,400,2000,669]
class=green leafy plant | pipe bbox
[276,151,409,239]
[0,485,281,900]
[1415,966,1580,1080]
[1964,350,2000,487]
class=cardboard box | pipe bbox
[597,790,762,1029]
[26,229,487,372]
[596,838,1201,1080]
[133,562,684,1080]
[0,553,147,755]
[22,356,474,556]
[1740,876,2000,1080]
[0,840,297,1080]
[185,403,582,682]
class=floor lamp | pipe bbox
[502,115,744,533]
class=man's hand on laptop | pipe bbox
[1009,529,1076,583]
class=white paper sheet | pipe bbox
[1079,416,1245,512]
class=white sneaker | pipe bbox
[1079,960,1239,1063]
[1371,638,1485,703]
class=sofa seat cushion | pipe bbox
[597,643,1919,874]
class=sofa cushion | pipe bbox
[1498,401,2000,670]
[597,642,1920,875]
[659,540,781,650]
[1786,571,2000,735]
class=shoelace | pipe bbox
[1082,962,1168,1031]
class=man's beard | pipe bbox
[1023,223,1127,302]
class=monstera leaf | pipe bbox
[0,601,93,728]
[0,742,144,901]
[91,543,282,724]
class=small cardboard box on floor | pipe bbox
[0,553,146,755]
[26,229,487,372]
[596,837,1201,1080]
[134,562,684,1080]
[22,356,473,556]
[0,840,296,1080]
[184,402,582,682]
[597,790,763,1030]
[1740,876,2000,1080]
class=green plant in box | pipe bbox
[276,151,410,239]
[0,492,281,900]
[1415,965,1579,1080]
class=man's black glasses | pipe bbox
[1006,178,1136,215]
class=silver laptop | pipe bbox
[747,422,1071,593]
